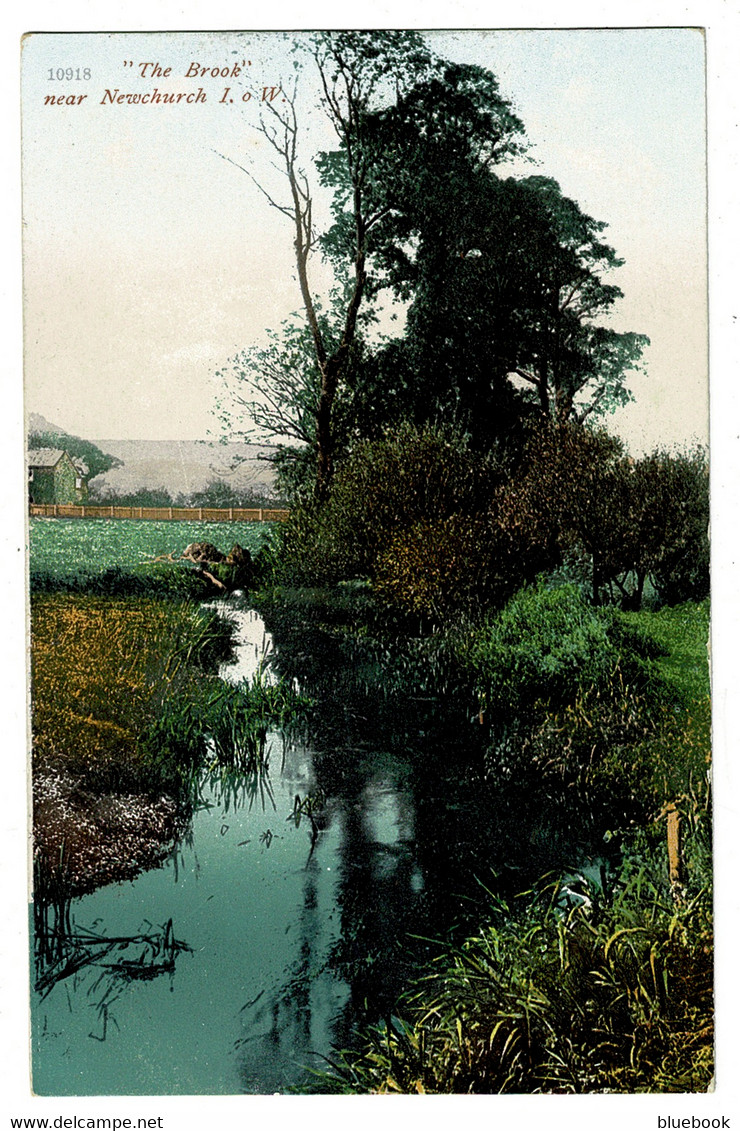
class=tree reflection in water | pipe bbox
[247,607,586,1083]
[30,605,590,1094]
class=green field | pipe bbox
[29,517,272,585]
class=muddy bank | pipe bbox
[33,763,187,896]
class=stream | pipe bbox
[31,606,433,1095]
[32,600,597,1095]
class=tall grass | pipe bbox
[202,676,309,771]
[319,815,713,1094]
[31,595,234,787]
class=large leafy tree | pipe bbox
[318,55,530,451]
[503,176,649,425]
[364,172,648,448]
[225,32,646,492]
[228,33,527,496]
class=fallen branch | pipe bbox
[199,568,228,592]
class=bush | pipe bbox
[275,423,498,586]
[468,580,658,723]
[635,449,710,606]
[374,516,503,620]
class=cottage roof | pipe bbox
[28,448,66,468]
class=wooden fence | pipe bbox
[29,504,290,522]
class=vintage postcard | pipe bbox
[14,21,729,1114]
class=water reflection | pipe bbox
[31,732,353,1095]
[32,602,585,1095]
[33,877,192,1051]
[215,604,276,685]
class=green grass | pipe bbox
[29,518,271,582]
[620,599,710,705]
[29,518,274,596]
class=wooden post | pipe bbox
[168,507,173,520]
[259,508,264,522]
[199,507,203,521]
[229,507,233,521]
[666,803,683,887]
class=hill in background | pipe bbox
[89,438,279,502]
[28,415,279,503]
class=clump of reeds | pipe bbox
[318,817,713,1095]
[201,675,309,772]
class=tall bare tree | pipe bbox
[222,32,435,500]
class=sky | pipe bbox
[21,27,708,453]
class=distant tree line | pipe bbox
[28,429,278,510]
[88,478,278,510]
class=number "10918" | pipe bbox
[48,67,91,80]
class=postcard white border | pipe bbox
[3,4,738,1128]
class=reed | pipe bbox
[201,675,309,772]
[318,818,713,1094]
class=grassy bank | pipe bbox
[621,599,711,704]
[31,593,305,895]
[31,594,229,893]
[321,817,713,1094]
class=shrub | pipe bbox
[374,516,504,620]
[468,580,657,723]
[275,423,498,586]
[634,449,710,606]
